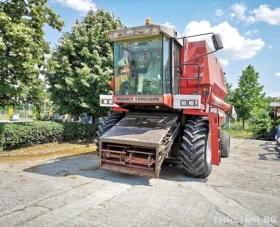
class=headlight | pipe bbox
[188,100,195,106]
[181,100,187,106]
[152,27,160,34]
[108,25,161,41]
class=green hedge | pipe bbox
[0,121,96,151]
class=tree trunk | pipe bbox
[242,119,245,130]
[90,113,95,124]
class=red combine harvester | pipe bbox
[97,19,237,178]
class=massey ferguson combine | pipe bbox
[97,19,237,178]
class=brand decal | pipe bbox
[113,96,163,103]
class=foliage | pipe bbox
[225,77,234,104]
[248,107,271,140]
[0,121,96,151]
[223,121,252,139]
[47,9,122,119]
[232,65,265,129]
[0,0,64,107]
[224,128,252,139]
[61,122,96,141]
[223,67,279,140]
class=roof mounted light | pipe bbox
[108,25,160,41]
[107,23,183,44]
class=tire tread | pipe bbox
[95,113,124,155]
[220,131,230,158]
[181,118,212,178]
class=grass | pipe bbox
[0,113,33,121]
[0,141,96,156]
[0,118,32,121]
[223,121,252,139]
[0,141,96,163]
[224,128,252,139]
[0,114,7,120]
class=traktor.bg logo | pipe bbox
[214,216,277,224]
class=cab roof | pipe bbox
[108,24,183,46]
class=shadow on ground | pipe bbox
[258,141,280,161]
[23,153,205,185]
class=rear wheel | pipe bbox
[180,118,212,178]
[220,131,230,158]
[95,112,124,155]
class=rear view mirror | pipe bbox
[212,33,223,51]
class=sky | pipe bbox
[45,0,280,97]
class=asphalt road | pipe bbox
[0,138,279,227]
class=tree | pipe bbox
[249,107,271,139]
[225,77,234,104]
[233,65,265,129]
[0,0,64,107]
[47,9,122,120]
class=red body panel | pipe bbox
[180,41,227,100]
[179,41,230,166]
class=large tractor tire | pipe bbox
[96,112,124,155]
[180,118,212,178]
[220,131,230,158]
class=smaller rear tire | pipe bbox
[220,131,230,158]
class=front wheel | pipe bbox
[180,118,212,178]
[95,112,124,155]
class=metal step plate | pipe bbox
[101,112,178,147]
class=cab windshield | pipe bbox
[114,35,166,95]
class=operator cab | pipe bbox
[109,20,183,96]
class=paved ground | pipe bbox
[0,139,279,227]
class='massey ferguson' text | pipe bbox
[114,96,163,103]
